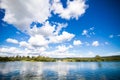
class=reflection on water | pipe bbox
[0,62,120,80]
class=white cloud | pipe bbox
[92,41,99,47]
[29,21,55,37]
[29,21,68,37]
[0,47,23,55]
[88,51,95,57]
[14,22,75,53]
[56,45,72,53]
[37,47,46,52]
[28,35,48,47]
[19,41,33,49]
[82,29,88,36]
[56,31,75,42]
[1,0,89,57]
[82,27,95,37]
[1,0,51,32]
[52,0,88,20]
[49,31,75,43]
[54,23,68,35]
[42,52,81,58]
[6,38,18,44]
[28,22,75,46]
[0,46,47,57]
[73,40,82,46]
[0,47,33,57]
[1,0,88,32]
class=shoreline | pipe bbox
[0,55,120,62]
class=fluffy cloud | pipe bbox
[28,22,75,47]
[1,0,51,32]
[28,35,48,47]
[17,21,75,53]
[73,40,82,46]
[19,41,33,49]
[29,21,68,37]
[52,0,88,20]
[82,29,88,36]
[0,45,73,57]
[0,47,23,56]
[6,38,18,44]
[1,0,88,57]
[42,52,81,58]
[82,27,95,37]
[49,31,75,43]
[92,41,99,47]
[1,0,88,32]
[29,21,55,37]
[88,51,95,57]
[56,45,72,53]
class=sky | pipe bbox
[0,0,120,58]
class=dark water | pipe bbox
[0,62,120,80]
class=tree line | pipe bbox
[0,55,120,62]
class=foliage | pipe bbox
[0,55,120,62]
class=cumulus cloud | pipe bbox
[29,21,68,37]
[1,0,51,32]
[1,0,88,32]
[29,21,55,37]
[0,47,24,56]
[82,27,95,37]
[92,41,99,47]
[19,41,33,49]
[6,38,18,44]
[16,21,75,55]
[52,0,88,20]
[28,35,48,47]
[42,52,81,58]
[88,51,95,57]
[82,29,88,36]
[1,0,88,57]
[73,40,82,46]
[0,47,34,56]
[28,22,75,47]
[49,31,75,43]
[56,45,72,53]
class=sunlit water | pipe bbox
[0,62,120,80]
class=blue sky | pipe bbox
[0,0,120,57]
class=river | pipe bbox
[0,62,120,80]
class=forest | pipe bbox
[0,55,120,62]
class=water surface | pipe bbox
[0,62,120,80]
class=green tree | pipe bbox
[95,55,101,61]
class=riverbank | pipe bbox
[0,55,120,62]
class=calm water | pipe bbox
[0,62,120,80]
